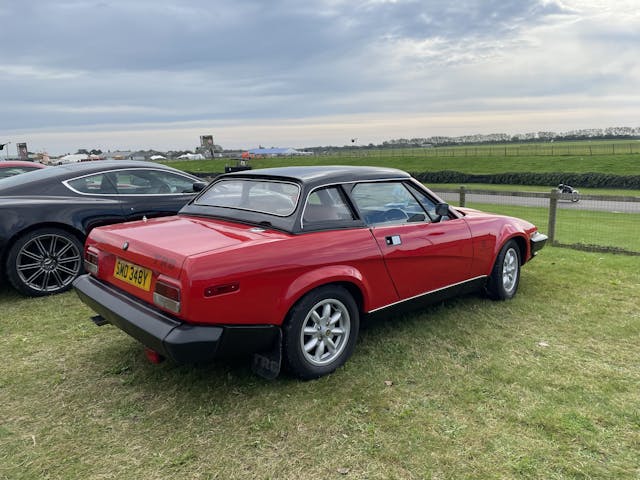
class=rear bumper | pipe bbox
[530,231,548,256]
[73,274,279,363]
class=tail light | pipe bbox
[84,249,99,275]
[153,280,181,313]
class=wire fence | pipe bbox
[312,143,640,158]
[433,187,640,255]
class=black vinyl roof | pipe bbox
[181,165,416,233]
[223,165,411,188]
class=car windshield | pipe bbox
[195,178,300,217]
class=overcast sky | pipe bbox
[1,0,638,154]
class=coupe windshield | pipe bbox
[195,179,300,217]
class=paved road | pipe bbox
[434,191,640,214]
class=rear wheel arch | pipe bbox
[2,222,85,267]
[284,279,366,321]
[6,222,85,251]
[337,281,365,315]
[282,267,369,318]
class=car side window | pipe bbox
[351,182,429,226]
[111,170,196,194]
[302,186,355,226]
[66,173,117,194]
[66,169,197,195]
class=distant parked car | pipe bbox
[0,161,206,296]
[0,161,46,179]
[74,166,547,380]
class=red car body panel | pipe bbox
[86,216,401,324]
[368,218,475,298]
[85,209,536,325]
[459,207,536,277]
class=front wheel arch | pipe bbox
[510,235,527,265]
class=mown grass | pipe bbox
[1,247,639,479]
[167,152,640,177]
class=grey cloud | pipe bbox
[1,0,631,138]
[2,0,567,72]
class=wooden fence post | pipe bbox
[459,186,466,207]
[548,189,559,244]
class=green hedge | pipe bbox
[410,171,640,189]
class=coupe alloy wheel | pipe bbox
[486,240,521,300]
[299,298,351,367]
[501,247,519,295]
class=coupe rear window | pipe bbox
[195,179,300,217]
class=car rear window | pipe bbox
[195,179,300,217]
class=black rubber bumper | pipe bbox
[73,274,279,363]
[530,231,548,256]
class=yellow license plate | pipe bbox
[113,258,152,291]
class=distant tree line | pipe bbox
[305,127,640,152]
[379,127,640,148]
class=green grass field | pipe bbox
[356,140,640,157]
[2,140,638,478]
[167,152,640,177]
[1,247,639,479]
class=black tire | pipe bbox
[486,240,521,301]
[6,228,84,297]
[283,285,359,380]
[571,191,580,202]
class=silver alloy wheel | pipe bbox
[502,247,519,295]
[300,298,351,366]
[16,233,82,293]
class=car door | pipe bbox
[107,168,200,221]
[350,181,474,300]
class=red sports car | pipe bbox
[74,166,547,379]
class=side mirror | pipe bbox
[435,202,449,217]
[192,181,207,192]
